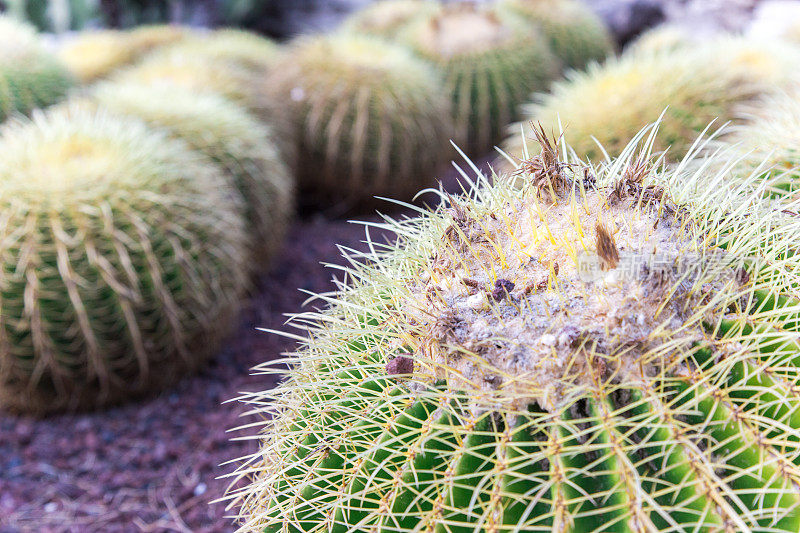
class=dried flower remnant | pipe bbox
[595,222,619,270]
[386,355,414,376]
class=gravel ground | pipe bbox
[0,157,488,532]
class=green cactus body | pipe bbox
[498,0,614,70]
[89,81,293,264]
[503,48,763,164]
[229,127,800,531]
[263,34,453,207]
[397,4,558,155]
[341,0,440,39]
[0,16,74,120]
[0,106,249,415]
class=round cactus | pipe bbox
[161,28,280,77]
[0,16,74,121]
[397,3,558,155]
[89,81,293,263]
[126,24,192,54]
[705,36,800,90]
[263,33,453,207]
[498,0,614,70]
[341,0,440,39]
[229,127,800,531]
[0,106,249,415]
[503,48,762,163]
[114,47,262,113]
[628,24,692,54]
[58,30,137,82]
[722,91,800,194]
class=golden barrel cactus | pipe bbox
[89,81,293,264]
[502,48,762,163]
[0,106,249,414]
[498,0,614,70]
[398,3,559,155]
[227,127,800,531]
[341,0,440,39]
[0,16,74,120]
[263,33,454,208]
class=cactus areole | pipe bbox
[230,126,800,532]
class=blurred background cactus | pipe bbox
[397,2,558,155]
[340,0,438,38]
[263,33,454,209]
[502,47,763,163]
[88,81,293,264]
[0,15,74,120]
[498,0,614,70]
[0,106,249,415]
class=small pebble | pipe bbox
[193,483,207,497]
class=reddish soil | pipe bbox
[0,158,493,532]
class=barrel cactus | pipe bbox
[228,126,800,531]
[722,91,800,194]
[0,16,74,120]
[58,30,137,82]
[263,33,453,207]
[341,0,439,39]
[89,81,293,263]
[705,36,800,90]
[498,0,614,70]
[503,48,761,164]
[398,3,558,155]
[0,106,249,415]
[114,47,264,117]
[628,24,692,55]
[162,28,280,76]
[127,24,192,54]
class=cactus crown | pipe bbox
[228,125,800,531]
[342,0,438,38]
[415,5,515,58]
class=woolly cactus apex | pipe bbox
[89,81,293,264]
[503,49,762,164]
[498,0,614,70]
[263,33,453,207]
[58,30,137,82]
[341,0,439,39]
[0,106,249,415]
[398,3,558,155]
[227,127,800,531]
[162,28,280,76]
[0,16,74,120]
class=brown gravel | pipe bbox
[0,157,492,532]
